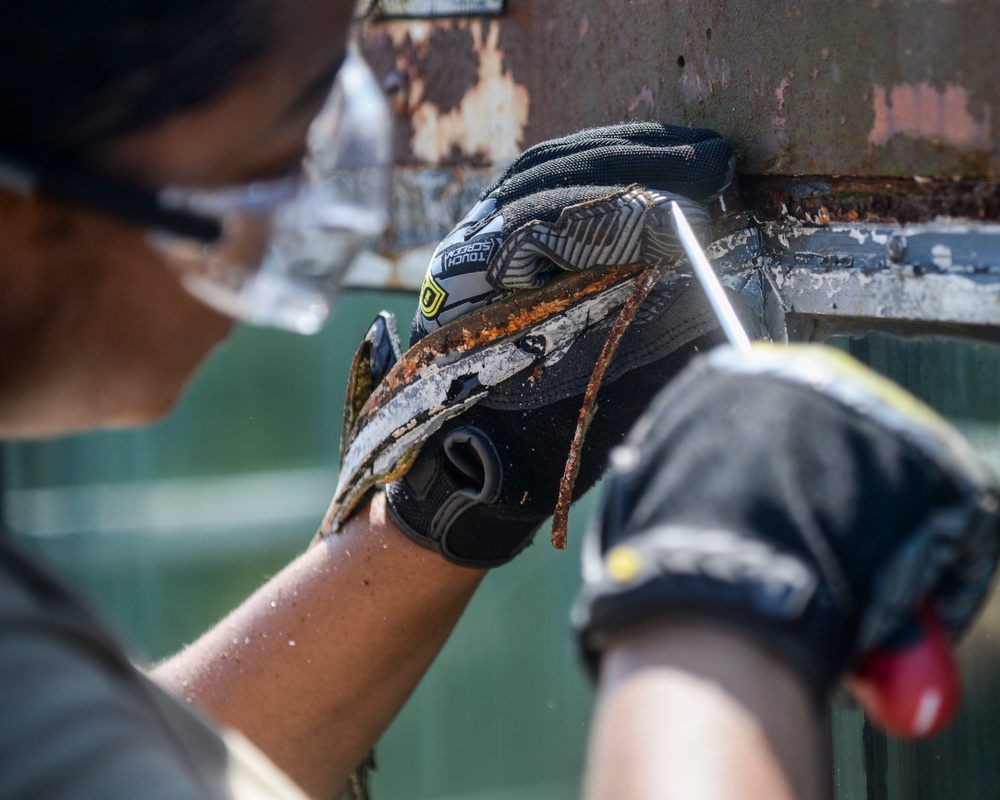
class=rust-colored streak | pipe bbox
[551,265,665,550]
[740,174,1000,224]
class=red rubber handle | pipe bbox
[847,604,959,738]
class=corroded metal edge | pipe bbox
[711,220,1000,345]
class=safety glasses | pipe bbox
[0,43,392,334]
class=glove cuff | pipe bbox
[571,522,845,700]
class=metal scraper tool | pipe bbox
[670,200,751,354]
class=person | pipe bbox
[1,2,998,800]
[0,2,482,797]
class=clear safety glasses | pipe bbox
[152,44,393,333]
[0,43,392,335]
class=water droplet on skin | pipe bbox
[244,637,251,645]
[288,640,296,647]
[186,697,194,704]
[270,601,277,608]
[232,638,239,645]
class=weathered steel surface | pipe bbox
[713,220,1000,345]
[361,0,1000,178]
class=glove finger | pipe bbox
[491,188,710,290]
[486,123,729,197]
[490,139,735,208]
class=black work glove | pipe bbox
[573,345,1000,701]
[384,123,736,568]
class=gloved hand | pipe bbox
[573,345,1000,723]
[380,123,737,568]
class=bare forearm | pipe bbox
[584,620,824,800]
[152,493,485,799]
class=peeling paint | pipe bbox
[868,83,993,148]
[775,73,793,111]
[408,20,529,166]
[932,244,953,269]
[628,85,655,113]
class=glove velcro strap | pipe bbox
[385,426,546,568]
[572,524,853,698]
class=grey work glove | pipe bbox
[573,345,1000,728]
[412,122,735,343]
[383,123,737,568]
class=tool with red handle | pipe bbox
[848,604,959,737]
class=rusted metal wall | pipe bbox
[348,1,1000,293]
[361,0,999,178]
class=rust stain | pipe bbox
[407,20,530,166]
[868,83,993,149]
[739,174,1000,224]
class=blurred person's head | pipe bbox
[0,0,359,436]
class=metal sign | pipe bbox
[373,0,504,17]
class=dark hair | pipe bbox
[0,0,274,160]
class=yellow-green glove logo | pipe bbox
[420,272,448,320]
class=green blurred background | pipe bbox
[4,291,1000,799]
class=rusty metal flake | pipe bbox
[357,264,643,419]
[551,265,666,550]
